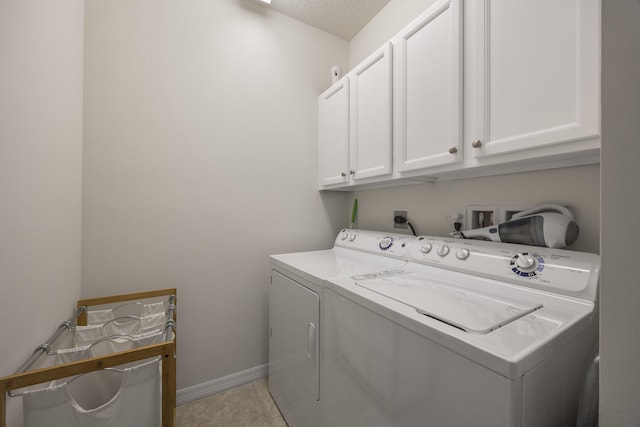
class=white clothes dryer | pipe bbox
[268,229,416,427]
[323,236,599,427]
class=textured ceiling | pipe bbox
[262,0,391,41]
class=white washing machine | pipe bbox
[269,229,417,427]
[323,236,599,427]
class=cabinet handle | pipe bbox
[472,139,482,148]
[341,172,347,177]
[349,170,355,175]
[448,146,458,154]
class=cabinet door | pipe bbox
[395,0,463,172]
[471,0,599,158]
[350,42,393,181]
[319,79,350,187]
[269,271,320,403]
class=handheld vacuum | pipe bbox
[455,204,579,249]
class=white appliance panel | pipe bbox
[328,266,595,379]
[410,236,600,301]
[323,288,518,427]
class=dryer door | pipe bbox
[270,270,320,401]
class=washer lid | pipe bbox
[357,272,543,334]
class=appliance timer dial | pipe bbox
[516,254,536,269]
[379,237,394,251]
[510,253,545,277]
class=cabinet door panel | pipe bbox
[319,80,350,187]
[350,43,393,180]
[396,0,462,172]
[472,0,599,158]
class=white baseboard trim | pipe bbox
[177,363,268,406]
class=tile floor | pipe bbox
[177,378,288,426]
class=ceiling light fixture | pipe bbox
[260,0,271,4]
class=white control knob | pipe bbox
[379,237,394,251]
[516,254,536,270]
[437,245,450,257]
[456,248,470,260]
[340,231,349,241]
[509,253,545,277]
[348,233,357,242]
[420,243,432,254]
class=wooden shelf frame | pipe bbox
[0,288,177,427]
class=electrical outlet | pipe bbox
[466,205,498,230]
[465,205,535,229]
[500,205,533,222]
[394,210,407,229]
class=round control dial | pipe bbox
[379,236,394,251]
[455,248,470,260]
[340,231,349,241]
[516,254,536,269]
[437,244,450,257]
[510,253,545,277]
[420,243,432,254]
[348,233,357,242]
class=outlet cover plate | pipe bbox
[394,210,407,229]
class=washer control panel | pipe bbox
[335,229,416,259]
[409,236,600,302]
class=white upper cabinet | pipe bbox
[318,43,392,189]
[349,42,393,181]
[470,0,600,159]
[394,0,462,173]
[318,78,350,187]
[317,0,600,190]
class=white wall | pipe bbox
[0,0,84,424]
[82,0,350,390]
[600,1,640,424]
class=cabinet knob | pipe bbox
[448,146,458,154]
[341,172,347,177]
[350,170,355,175]
[472,139,482,148]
